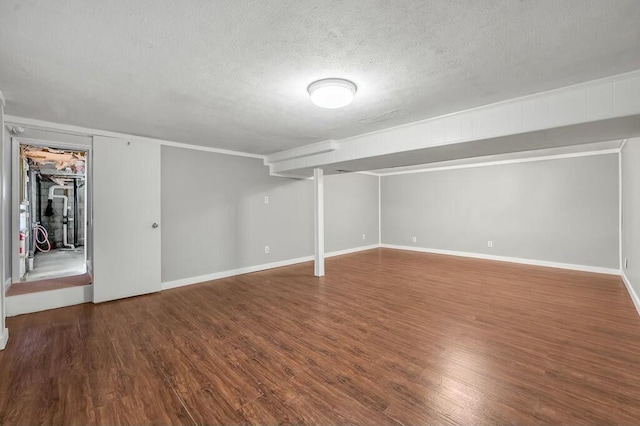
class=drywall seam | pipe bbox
[621,271,640,317]
[380,244,620,275]
[6,284,93,317]
[4,115,264,160]
[378,148,621,176]
[162,245,381,291]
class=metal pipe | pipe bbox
[37,175,42,223]
[73,178,79,246]
[48,185,72,200]
[48,185,75,249]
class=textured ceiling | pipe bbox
[1,0,639,155]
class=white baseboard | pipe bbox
[621,270,640,317]
[6,284,93,317]
[380,244,620,275]
[162,255,314,290]
[0,328,8,350]
[161,244,382,291]
[325,244,380,258]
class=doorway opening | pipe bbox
[9,142,91,295]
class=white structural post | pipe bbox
[313,168,325,277]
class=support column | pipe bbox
[313,167,324,277]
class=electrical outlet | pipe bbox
[264,196,269,204]
[264,246,270,254]
[412,236,417,243]
[625,258,628,269]
[487,240,493,248]
[362,234,366,240]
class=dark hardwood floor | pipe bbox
[1,248,640,425]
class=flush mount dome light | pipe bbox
[308,78,357,109]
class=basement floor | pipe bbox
[1,248,639,425]
[25,248,86,281]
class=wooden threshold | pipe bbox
[6,272,93,296]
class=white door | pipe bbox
[93,136,161,303]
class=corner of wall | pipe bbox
[621,270,640,317]
[378,174,382,245]
[619,146,623,272]
[0,327,8,350]
[618,139,640,315]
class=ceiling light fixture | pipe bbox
[308,78,357,109]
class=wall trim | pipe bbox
[620,138,628,150]
[355,171,381,177]
[162,245,381,291]
[621,271,640,317]
[4,277,10,290]
[6,284,93,317]
[325,244,380,259]
[378,148,621,176]
[4,246,382,315]
[0,328,8,350]
[265,140,338,164]
[380,244,620,275]
[162,255,314,290]
[4,115,264,160]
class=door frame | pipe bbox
[11,137,92,285]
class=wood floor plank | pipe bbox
[1,248,640,425]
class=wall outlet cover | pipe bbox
[264,246,270,254]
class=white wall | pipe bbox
[621,139,640,313]
[381,153,620,271]
[325,173,379,253]
[161,146,381,286]
[161,146,313,283]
